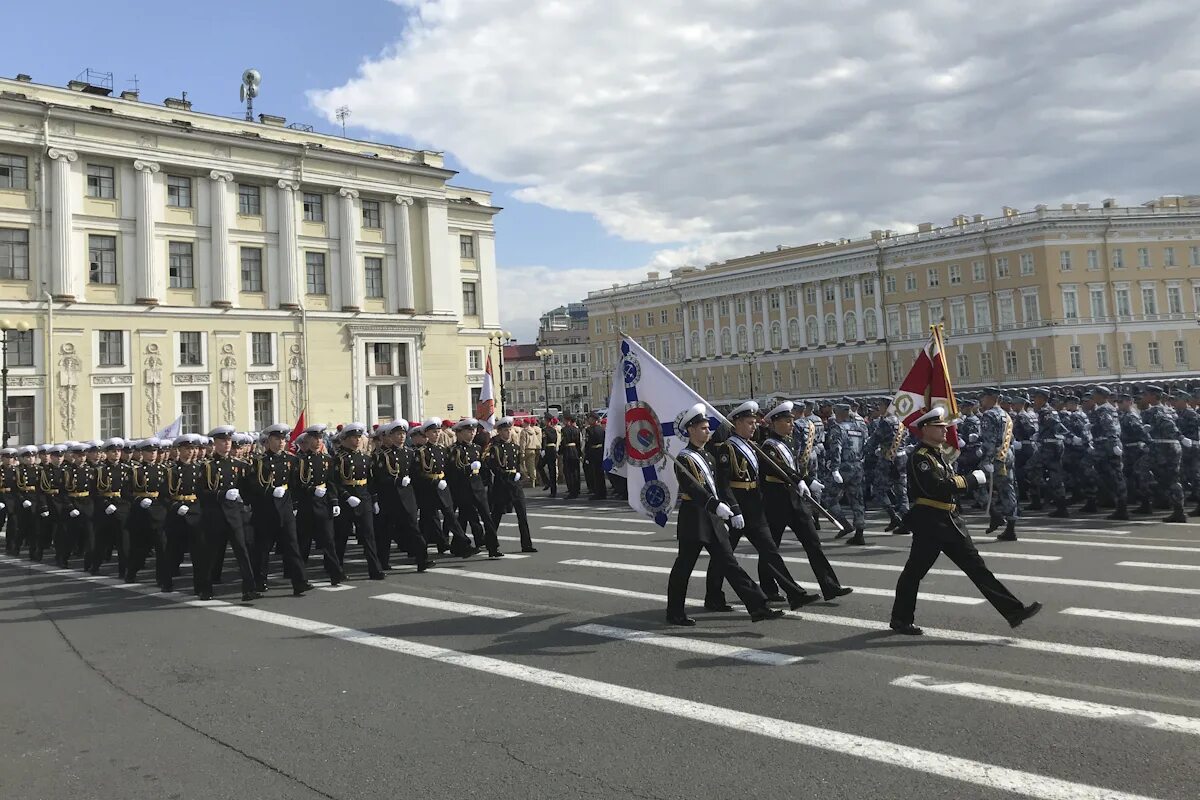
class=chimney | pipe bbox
[15,73,31,83]
[1075,202,1089,211]
[951,214,967,226]
[67,80,88,92]
[646,270,660,281]
[1002,206,1018,217]
[1061,203,1075,211]
[164,96,192,111]
[917,222,933,233]
[1102,197,1117,208]
[119,90,139,101]
[258,113,286,127]
[973,214,984,223]
[870,229,884,240]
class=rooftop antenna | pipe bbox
[239,68,261,121]
[127,74,140,93]
[336,105,351,137]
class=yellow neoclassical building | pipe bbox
[586,198,1200,404]
[0,73,501,444]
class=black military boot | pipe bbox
[1164,504,1188,523]
[995,520,1017,542]
[1105,502,1130,521]
[985,516,1003,534]
[1133,498,1152,515]
[1192,502,1200,517]
[1079,498,1099,513]
[1026,496,1044,512]
[1047,500,1070,518]
[846,527,866,546]
[883,512,900,532]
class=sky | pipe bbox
[7,1,1200,342]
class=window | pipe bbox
[821,284,833,303]
[1165,247,1176,267]
[927,268,939,288]
[735,297,746,314]
[660,310,669,325]
[1192,246,1200,267]
[826,363,838,388]
[98,393,125,439]
[995,257,1010,278]
[460,234,475,259]
[361,199,382,229]
[866,360,878,384]
[704,302,713,319]
[1168,285,1183,314]
[1029,347,1043,374]
[1112,248,1124,269]
[886,309,900,338]
[769,293,781,310]
[462,282,478,315]
[1059,250,1072,271]
[905,273,916,292]
[842,282,853,300]
[950,301,967,333]
[949,264,961,285]
[1062,288,1078,320]
[86,164,115,198]
[1115,286,1132,317]
[863,310,878,340]
[1087,249,1099,270]
[372,343,394,376]
[770,321,783,350]
[1019,254,1034,275]
[1148,341,1161,367]
[98,330,124,367]
[846,363,857,385]
[843,312,857,341]
[1004,349,1018,375]
[168,241,194,288]
[661,338,670,361]
[632,314,639,330]
[1121,342,1135,368]
[906,306,921,334]
[980,352,993,377]
[166,175,192,208]
[998,295,1015,327]
[956,353,969,378]
[1175,340,1187,365]
[0,228,30,279]
[0,154,28,189]
[885,275,896,294]
[1141,286,1157,315]
[646,312,654,327]
[88,234,117,284]
[1137,247,1150,268]
[305,252,327,294]
[240,247,263,292]
[890,359,903,382]
[1069,345,1082,371]
[1090,287,1107,319]
[238,184,261,215]
[861,279,874,297]
[1096,343,1109,370]
[808,366,819,388]
[823,314,836,345]
[8,329,33,367]
[468,349,483,370]
[1021,292,1040,323]
[972,261,985,282]
[928,301,943,326]
[5,396,34,446]
[973,297,991,329]
[179,332,203,367]
[251,333,273,366]
[302,193,324,222]
[252,389,274,431]
[364,256,383,298]
[805,286,816,305]
[180,391,203,434]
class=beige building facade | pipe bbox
[0,74,500,444]
[586,199,1200,406]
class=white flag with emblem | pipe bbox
[603,336,719,527]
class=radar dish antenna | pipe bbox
[240,69,261,121]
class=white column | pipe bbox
[796,284,807,348]
[393,195,416,313]
[683,303,693,359]
[834,281,845,343]
[743,294,753,351]
[47,149,77,301]
[132,160,160,304]
[711,300,723,358]
[777,289,786,348]
[872,276,884,341]
[421,198,457,315]
[815,283,826,346]
[697,305,708,358]
[760,290,770,349]
[210,170,235,307]
[276,180,300,309]
[852,277,864,342]
[477,230,500,327]
[338,188,362,311]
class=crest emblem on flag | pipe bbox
[623,401,665,467]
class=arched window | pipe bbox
[737,325,749,353]
[753,324,765,351]
[806,316,819,345]
[864,309,878,340]
[824,313,837,344]
[770,321,783,350]
[704,329,715,355]
[690,331,700,356]
[844,311,858,341]
[720,328,732,354]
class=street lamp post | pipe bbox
[742,352,758,400]
[535,347,554,417]
[488,330,514,415]
[0,319,31,448]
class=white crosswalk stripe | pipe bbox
[372,592,521,618]
[570,623,803,666]
[855,543,1061,561]
[1060,607,1200,629]
[1116,560,1200,571]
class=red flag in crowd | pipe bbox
[888,325,960,449]
[288,409,306,451]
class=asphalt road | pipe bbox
[2,495,1198,800]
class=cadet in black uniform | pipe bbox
[487,416,537,553]
[449,418,503,557]
[889,408,1042,635]
[39,445,67,565]
[294,424,348,584]
[330,422,386,580]
[666,404,783,626]
[541,417,559,497]
[247,424,314,595]
[200,426,259,600]
[0,447,17,556]
[94,438,131,576]
[12,446,42,559]
[67,443,101,572]
[125,438,167,584]
[411,419,476,558]
[165,435,209,597]
[560,416,583,498]
[584,412,607,500]
[370,419,432,572]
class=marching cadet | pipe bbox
[759,401,852,601]
[666,404,783,627]
[165,434,212,598]
[1090,386,1129,520]
[411,419,475,557]
[709,400,820,611]
[330,422,387,580]
[201,426,259,601]
[540,416,559,496]
[522,420,542,488]
[584,411,607,500]
[1011,395,1039,505]
[94,438,131,577]
[1170,390,1200,515]
[869,397,911,534]
[449,418,504,558]
[1118,391,1153,514]
[0,447,15,555]
[293,424,349,584]
[560,416,583,499]
[12,445,42,559]
[827,403,869,544]
[890,407,1041,635]
[370,419,432,573]
[486,416,537,552]
[246,424,314,595]
[1029,388,1069,518]
[978,387,1019,541]
[38,444,67,565]
[1142,385,1189,523]
[1061,394,1098,513]
[125,439,167,585]
[72,443,104,573]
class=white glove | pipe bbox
[1012,441,1022,451]
[714,502,733,521]
[69,508,80,518]
[224,488,241,502]
[272,486,286,499]
[21,500,31,509]
[470,460,481,473]
[795,481,812,499]
[104,504,117,515]
[332,505,341,517]
[832,470,843,484]
[1183,438,1193,449]
[373,501,381,514]
[40,510,49,518]
[437,479,448,491]
[139,498,152,509]
[809,479,825,495]
[971,469,987,485]
[346,495,361,508]
[1072,436,1084,446]
[176,504,189,516]
[730,514,745,529]
[314,486,327,498]
[513,473,521,482]
[1113,446,1122,457]
[401,476,411,487]
[968,433,979,443]
[982,463,994,474]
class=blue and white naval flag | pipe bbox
[155,415,182,440]
[603,336,720,527]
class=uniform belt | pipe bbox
[764,476,787,484]
[679,493,693,501]
[423,472,445,479]
[544,445,557,449]
[1153,439,1181,445]
[171,494,197,502]
[915,497,955,511]
[729,480,758,489]
[588,444,602,449]
[564,443,578,447]
[311,483,326,490]
[344,479,368,486]
[68,492,90,498]
[271,484,288,491]
[525,449,538,452]
[100,492,122,498]
[135,492,159,498]
[0,489,8,494]
[42,489,59,495]
[503,469,518,474]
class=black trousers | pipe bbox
[541,450,558,496]
[707,518,812,604]
[334,496,385,578]
[251,500,309,590]
[297,502,346,580]
[891,532,1025,625]
[563,456,581,497]
[156,513,185,591]
[52,501,73,567]
[124,505,163,580]
[453,485,500,554]
[376,502,428,568]
[667,534,766,616]
[587,457,607,499]
[491,485,533,550]
[31,507,53,562]
[94,503,130,575]
[415,485,473,556]
[764,497,844,599]
[202,503,256,595]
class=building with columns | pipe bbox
[536,304,591,414]
[0,73,501,444]
[500,343,542,416]
[585,197,1200,406]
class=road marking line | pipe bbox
[857,544,1061,561]
[1011,539,1200,554]
[891,674,1200,737]
[317,583,355,592]
[525,512,658,525]
[372,592,521,618]
[569,623,802,666]
[0,557,1168,800]
[1116,561,1200,571]
[542,525,654,536]
[441,568,667,602]
[560,558,985,605]
[1060,607,1200,629]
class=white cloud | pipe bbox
[312,0,1200,269]
[494,263,654,343]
